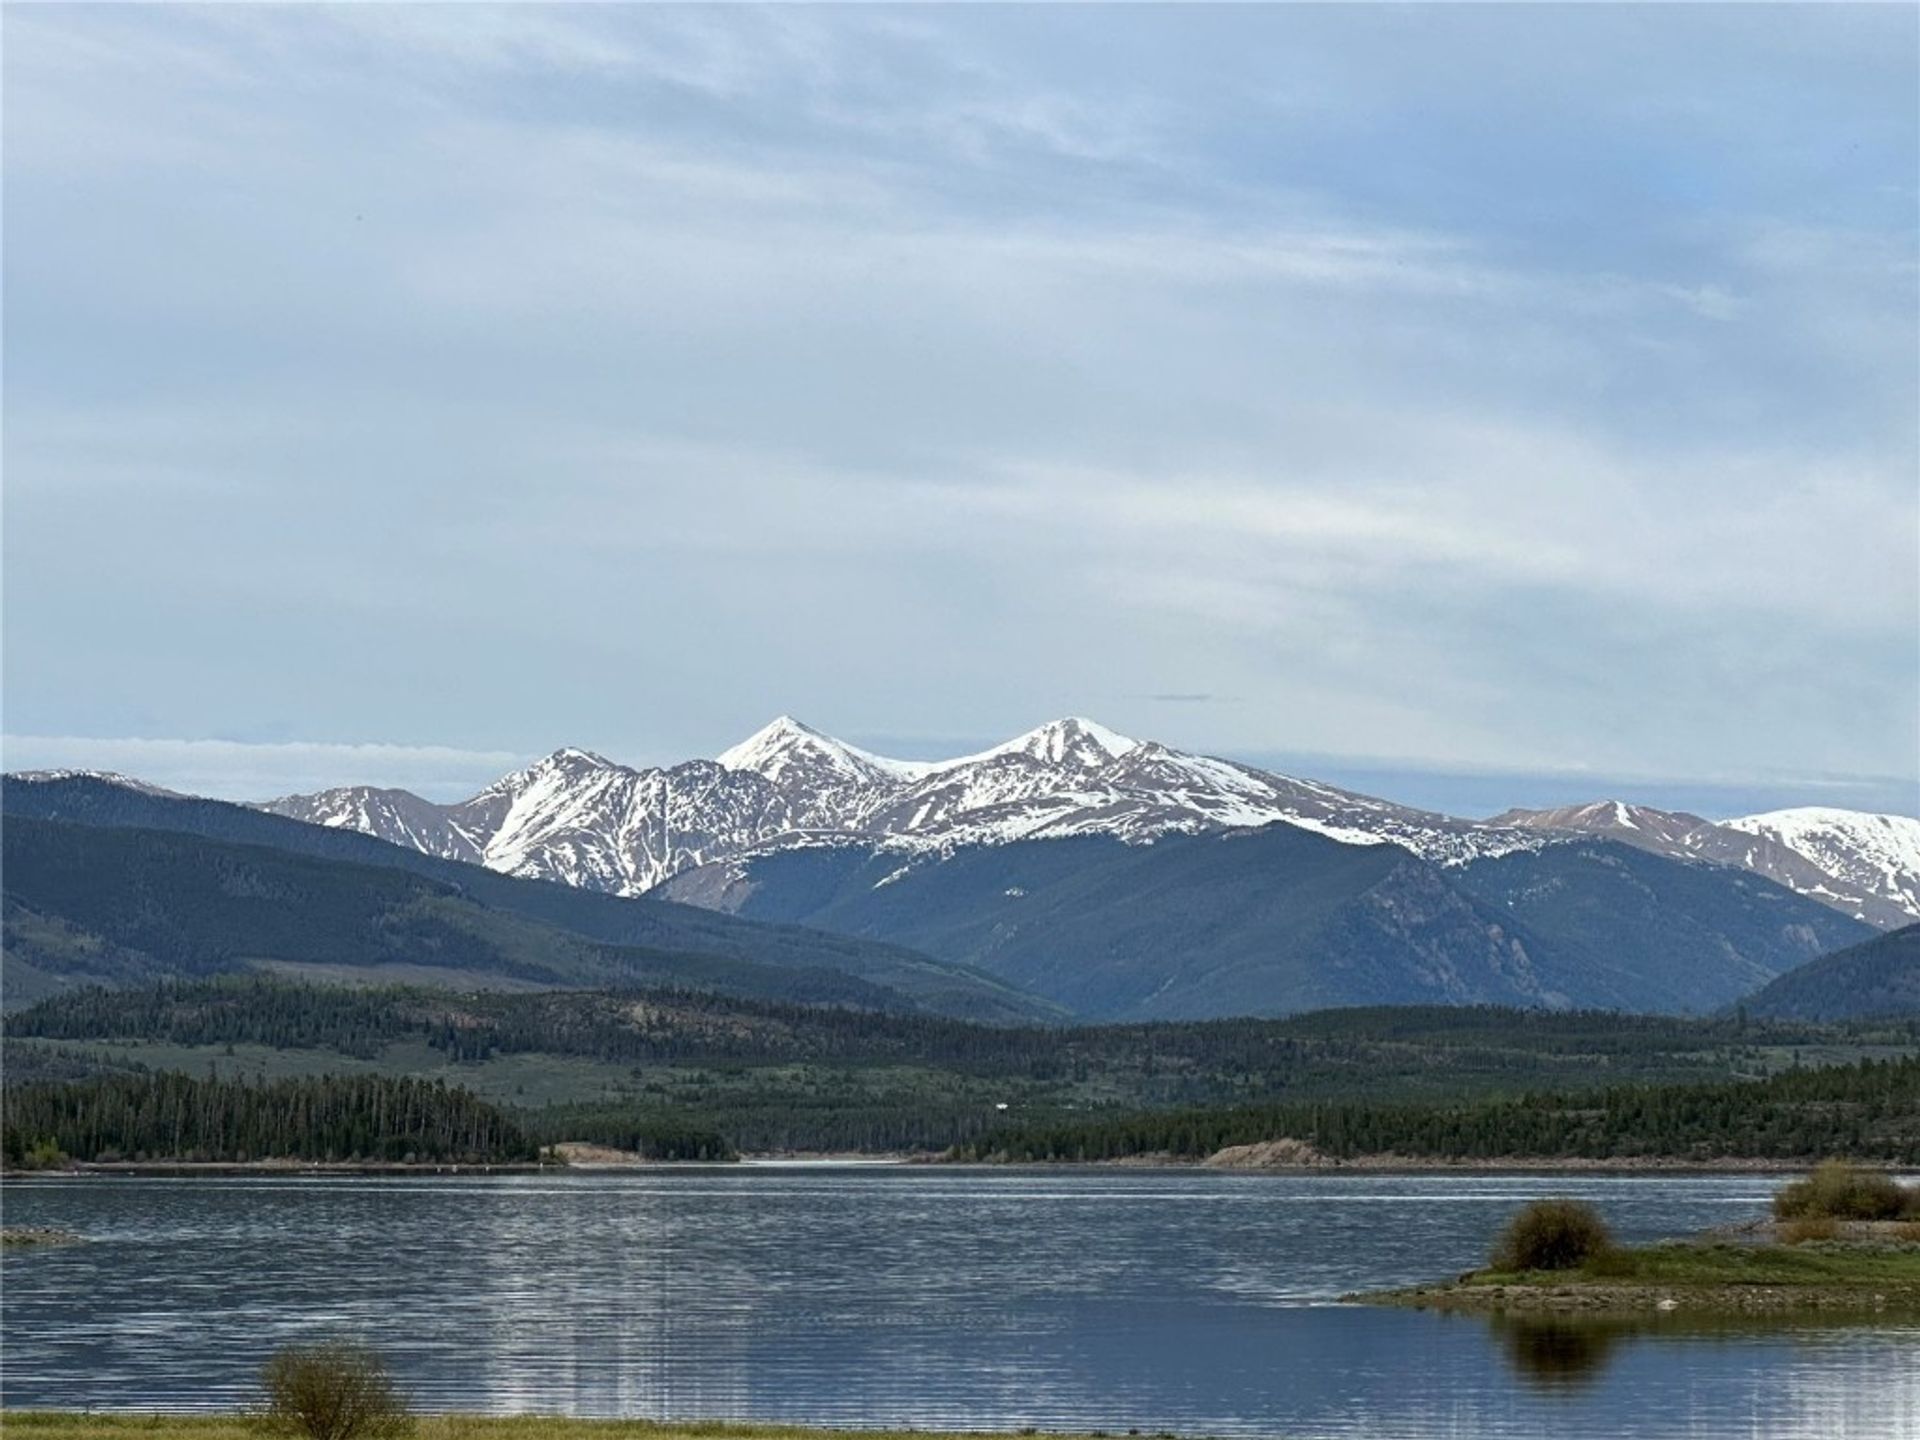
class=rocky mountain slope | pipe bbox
[1722,808,1920,924]
[1493,800,1920,927]
[255,716,1550,897]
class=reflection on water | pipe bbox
[3,1168,1917,1439]
[1494,1315,1627,1387]
[1495,1307,1920,1393]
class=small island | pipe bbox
[1353,1163,1920,1315]
[0,1227,82,1249]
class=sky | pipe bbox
[4,4,1916,818]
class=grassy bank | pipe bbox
[1354,1171,1920,1315]
[1363,1239,1920,1314]
[2,1420,1117,1440]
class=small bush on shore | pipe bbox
[1490,1199,1614,1273]
[260,1341,412,1440]
[1773,1162,1914,1222]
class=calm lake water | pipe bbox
[3,1167,1917,1438]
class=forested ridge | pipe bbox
[13,976,1883,1080]
[957,1055,1920,1164]
[2,1072,537,1165]
[9,979,1920,1162]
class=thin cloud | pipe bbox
[0,735,530,804]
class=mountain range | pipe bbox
[243,716,1920,930]
[4,720,1904,1020]
[250,717,1544,892]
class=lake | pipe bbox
[3,1167,1916,1438]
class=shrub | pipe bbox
[1490,1198,1613,1273]
[260,1341,412,1440]
[1773,1161,1912,1222]
[1778,1216,1838,1245]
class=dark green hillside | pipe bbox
[664,827,1868,1019]
[1742,925,1920,1021]
[666,829,1560,1019]
[961,1054,1920,1165]
[1451,841,1871,1011]
[0,817,1033,1020]
[0,776,1055,1023]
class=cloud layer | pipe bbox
[4,5,1914,812]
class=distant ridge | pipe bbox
[0,774,1061,1023]
[1740,923,1920,1021]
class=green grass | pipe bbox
[1361,1237,1920,1314]
[1475,1240,1920,1290]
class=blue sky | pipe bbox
[4,4,1916,817]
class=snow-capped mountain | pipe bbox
[1494,800,1920,928]
[259,715,1547,898]
[1723,808,1920,926]
[243,720,1919,928]
[266,746,805,895]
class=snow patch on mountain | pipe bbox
[717,715,920,787]
[1497,799,1920,927]
[1724,808,1920,924]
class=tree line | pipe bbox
[955,1054,1920,1164]
[2,1071,537,1165]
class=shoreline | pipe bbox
[1355,1278,1920,1315]
[961,1153,1848,1175]
[1,1153,1854,1181]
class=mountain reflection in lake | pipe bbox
[3,1168,1916,1439]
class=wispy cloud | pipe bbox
[0,736,528,804]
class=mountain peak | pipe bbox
[1495,799,1677,830]
[720,715,824,757]
[514,746,622,777]
[989,716,1139,768]
[548,746,616,766]
[717,715,905,786]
